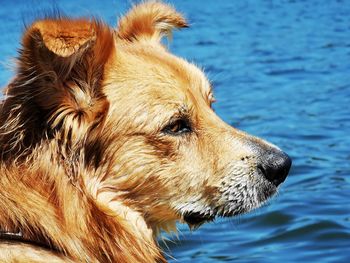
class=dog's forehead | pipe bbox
[108,43,212,103]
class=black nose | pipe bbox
[258,150,292,186]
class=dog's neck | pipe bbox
[0,142,166,262]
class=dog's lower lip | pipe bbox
[183,212,215,228]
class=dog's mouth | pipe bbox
[183,211,215,229]
[182,209,246,230]
[179,173,282,230]
[181,186,275,229]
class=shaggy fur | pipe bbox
[0,1,290,262]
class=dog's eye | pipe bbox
[163,119,191,135]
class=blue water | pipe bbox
[1,0,349,262]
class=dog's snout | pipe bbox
[258,150,292,186]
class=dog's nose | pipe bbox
[258,150,292,186]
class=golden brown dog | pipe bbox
[0,1,291,262]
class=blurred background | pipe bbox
[0,0,349,262]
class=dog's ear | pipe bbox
[18,18,114,145]
[117,1,187,42]
[28,19,96,58]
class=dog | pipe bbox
[0,1,291,262]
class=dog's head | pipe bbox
[6,2,291,232]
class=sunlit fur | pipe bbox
[0,1,282,262]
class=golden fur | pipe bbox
[0,1,290,262]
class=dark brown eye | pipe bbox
[163,119,191,135]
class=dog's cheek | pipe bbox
[107,137,173,193]
[144,135,179,161]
